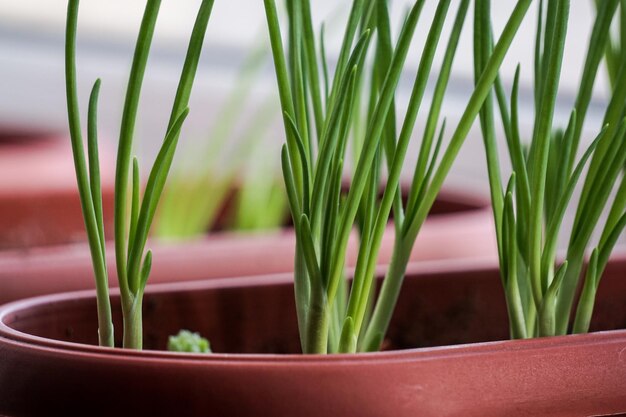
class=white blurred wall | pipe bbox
[0,1,611,193]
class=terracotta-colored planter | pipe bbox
[0,254,625,416]
[0,128,114,249]
[0,189,495,304]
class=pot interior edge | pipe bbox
[1,258,625,359]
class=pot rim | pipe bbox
[1,254,625,367]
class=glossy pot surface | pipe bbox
[0,130,114,249]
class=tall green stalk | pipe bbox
[265,0,530,354]
[65,0,214,349]
[65,4,113,347]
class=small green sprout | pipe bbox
[168,330,212,354]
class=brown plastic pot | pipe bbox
[0,188,496,305]
[0,128,114,249]
[0,254,625,416]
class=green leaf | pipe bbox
[596,210,626,277]
[548,110,576,223]
[310,34,369,229]
[128,157,140,255]
[87,78,105,256]
[527,0,570,311]
[503,181,527,339]
[502,174,516,281]
[473,0,505,252]
[533,0,544,109]
[299,214,322,291]
[599,176,626,249]
[508,65,530,220]
[420,119,447,196]
[539,260,568,337]
[264,0,303,196]
[541,127,606,280]
[127,108,190,294]
[570,120,626,248]
[320,159,343,279]
[572,249,599,334]
[326,0,371,110]
[568,0,619,172]
[284,112,311,214]
[138,250,153,295]
[300,0,324,136]
[65,0,114,347]
[338,316,357,353]
[281,145,302,223]
[574,59,626,237]
[406,0,469,221]
[113,0,162,291]
[320,23,330,103]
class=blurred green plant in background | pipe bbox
[155,38,287,239]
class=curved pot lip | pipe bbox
[1,255,625,367]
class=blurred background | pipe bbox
[0,1,616,245]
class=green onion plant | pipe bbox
[65,0,214,349]
[265,0,530,354]
[475,0,626,338]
